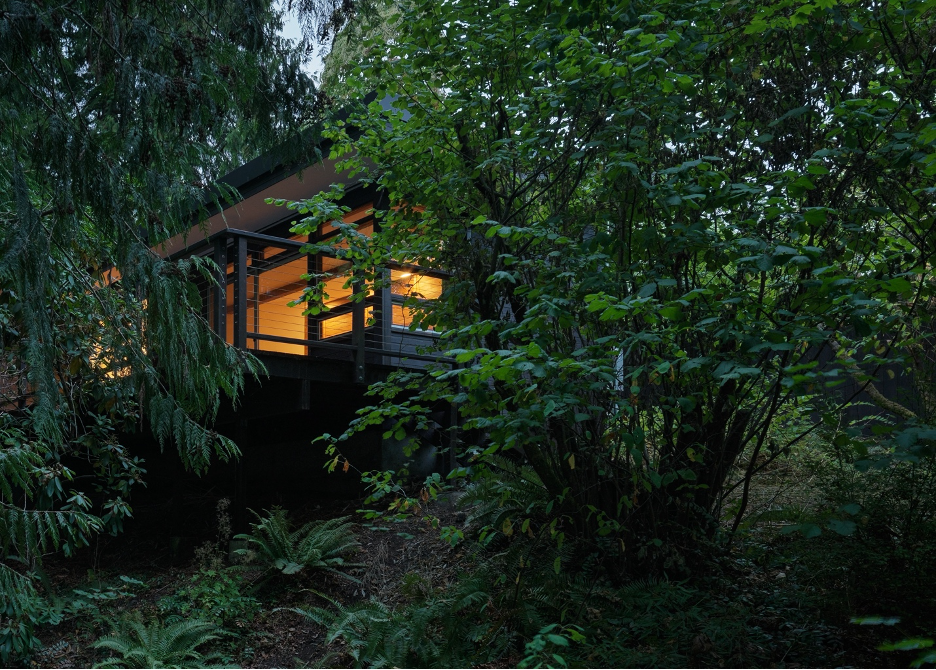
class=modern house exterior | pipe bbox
[148,105,456,515]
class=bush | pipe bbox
[801,434,936,627]
[91,616,229,669]
[234,508,361,579]
[159,568,259,627]
[289,571,507,668]
[0,563,56,665]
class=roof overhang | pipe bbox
[155,92,388,258]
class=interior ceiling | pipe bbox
[156,156,354,258]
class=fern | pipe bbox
[0,562,54,665]
[91,616,230,669]
[234,508,362,579]
[289,574,508,668]
[459,455,550,535]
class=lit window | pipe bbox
[321,306,375,339]
[390,270,443,300]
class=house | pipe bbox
[145,101,456,521]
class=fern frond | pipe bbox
[0,562,51,664]
[288,578,505,668]
[459,455,550,533]
[0,503,102,557]
[0,441,39,500]
[91,616,228,669]
[235,508,362,579]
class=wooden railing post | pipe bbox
[212,239,226,339]
[232,235,247,350]
[306,248,319,345]
[379,267,391,360]
[352,272,366,384]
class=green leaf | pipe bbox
[851,316,872,337]
[781,523,822,538]
[912,650,936,668]
[878,639,934,652]
[826,518,857,536]
[280,561,304,575]
[638,282,657,297]
[852,616,901,626]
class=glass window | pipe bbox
[321,306,375,339]
[390,270,443,300]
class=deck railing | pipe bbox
[185,228,449,381]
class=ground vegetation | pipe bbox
[303,0,936,574]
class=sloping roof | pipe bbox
[158,92,384,257]
[205,90,382,214]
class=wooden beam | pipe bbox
[352,273,366,384]
[212,239,226,339]
[233,236,248,350]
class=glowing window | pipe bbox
[390,270,443,300]
[392,304,436,331]
[321,306,375,339]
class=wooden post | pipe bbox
[233,235,247,350]
[212,239,226,339]
[380,267,391,363]
[352,272,365,384]
[233,419,248,534]
[370,202,388,361]
[252,272,260,349]
[307,249,318,347]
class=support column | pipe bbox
[233,419,248,534]
[352,272,366,384]
[232,236,247,350]
[212,239,226,339]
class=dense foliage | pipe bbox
[297,0,936,577]
[3,0,936,664]
[0,0,355,660]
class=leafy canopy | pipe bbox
[0,0,351,660]
[291,0,936,574]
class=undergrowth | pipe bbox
[91,616,229,669]
[18,427,935,669]
[234,508,362,579]
[764,427,936,668]
[291,465,845,669]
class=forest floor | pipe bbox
[27,458,929,669]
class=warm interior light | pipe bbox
[398,272,412,278]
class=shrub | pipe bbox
[0,563,55,665]
[234,508,361,578]
[289,573,506,668]
[91,616,229,669]
[799,431,936,627]
[159,568,259,627]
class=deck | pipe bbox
[182,225,450,386]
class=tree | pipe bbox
[291,0,936,575]
[0,0,358,659]
[318,0,399,99]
